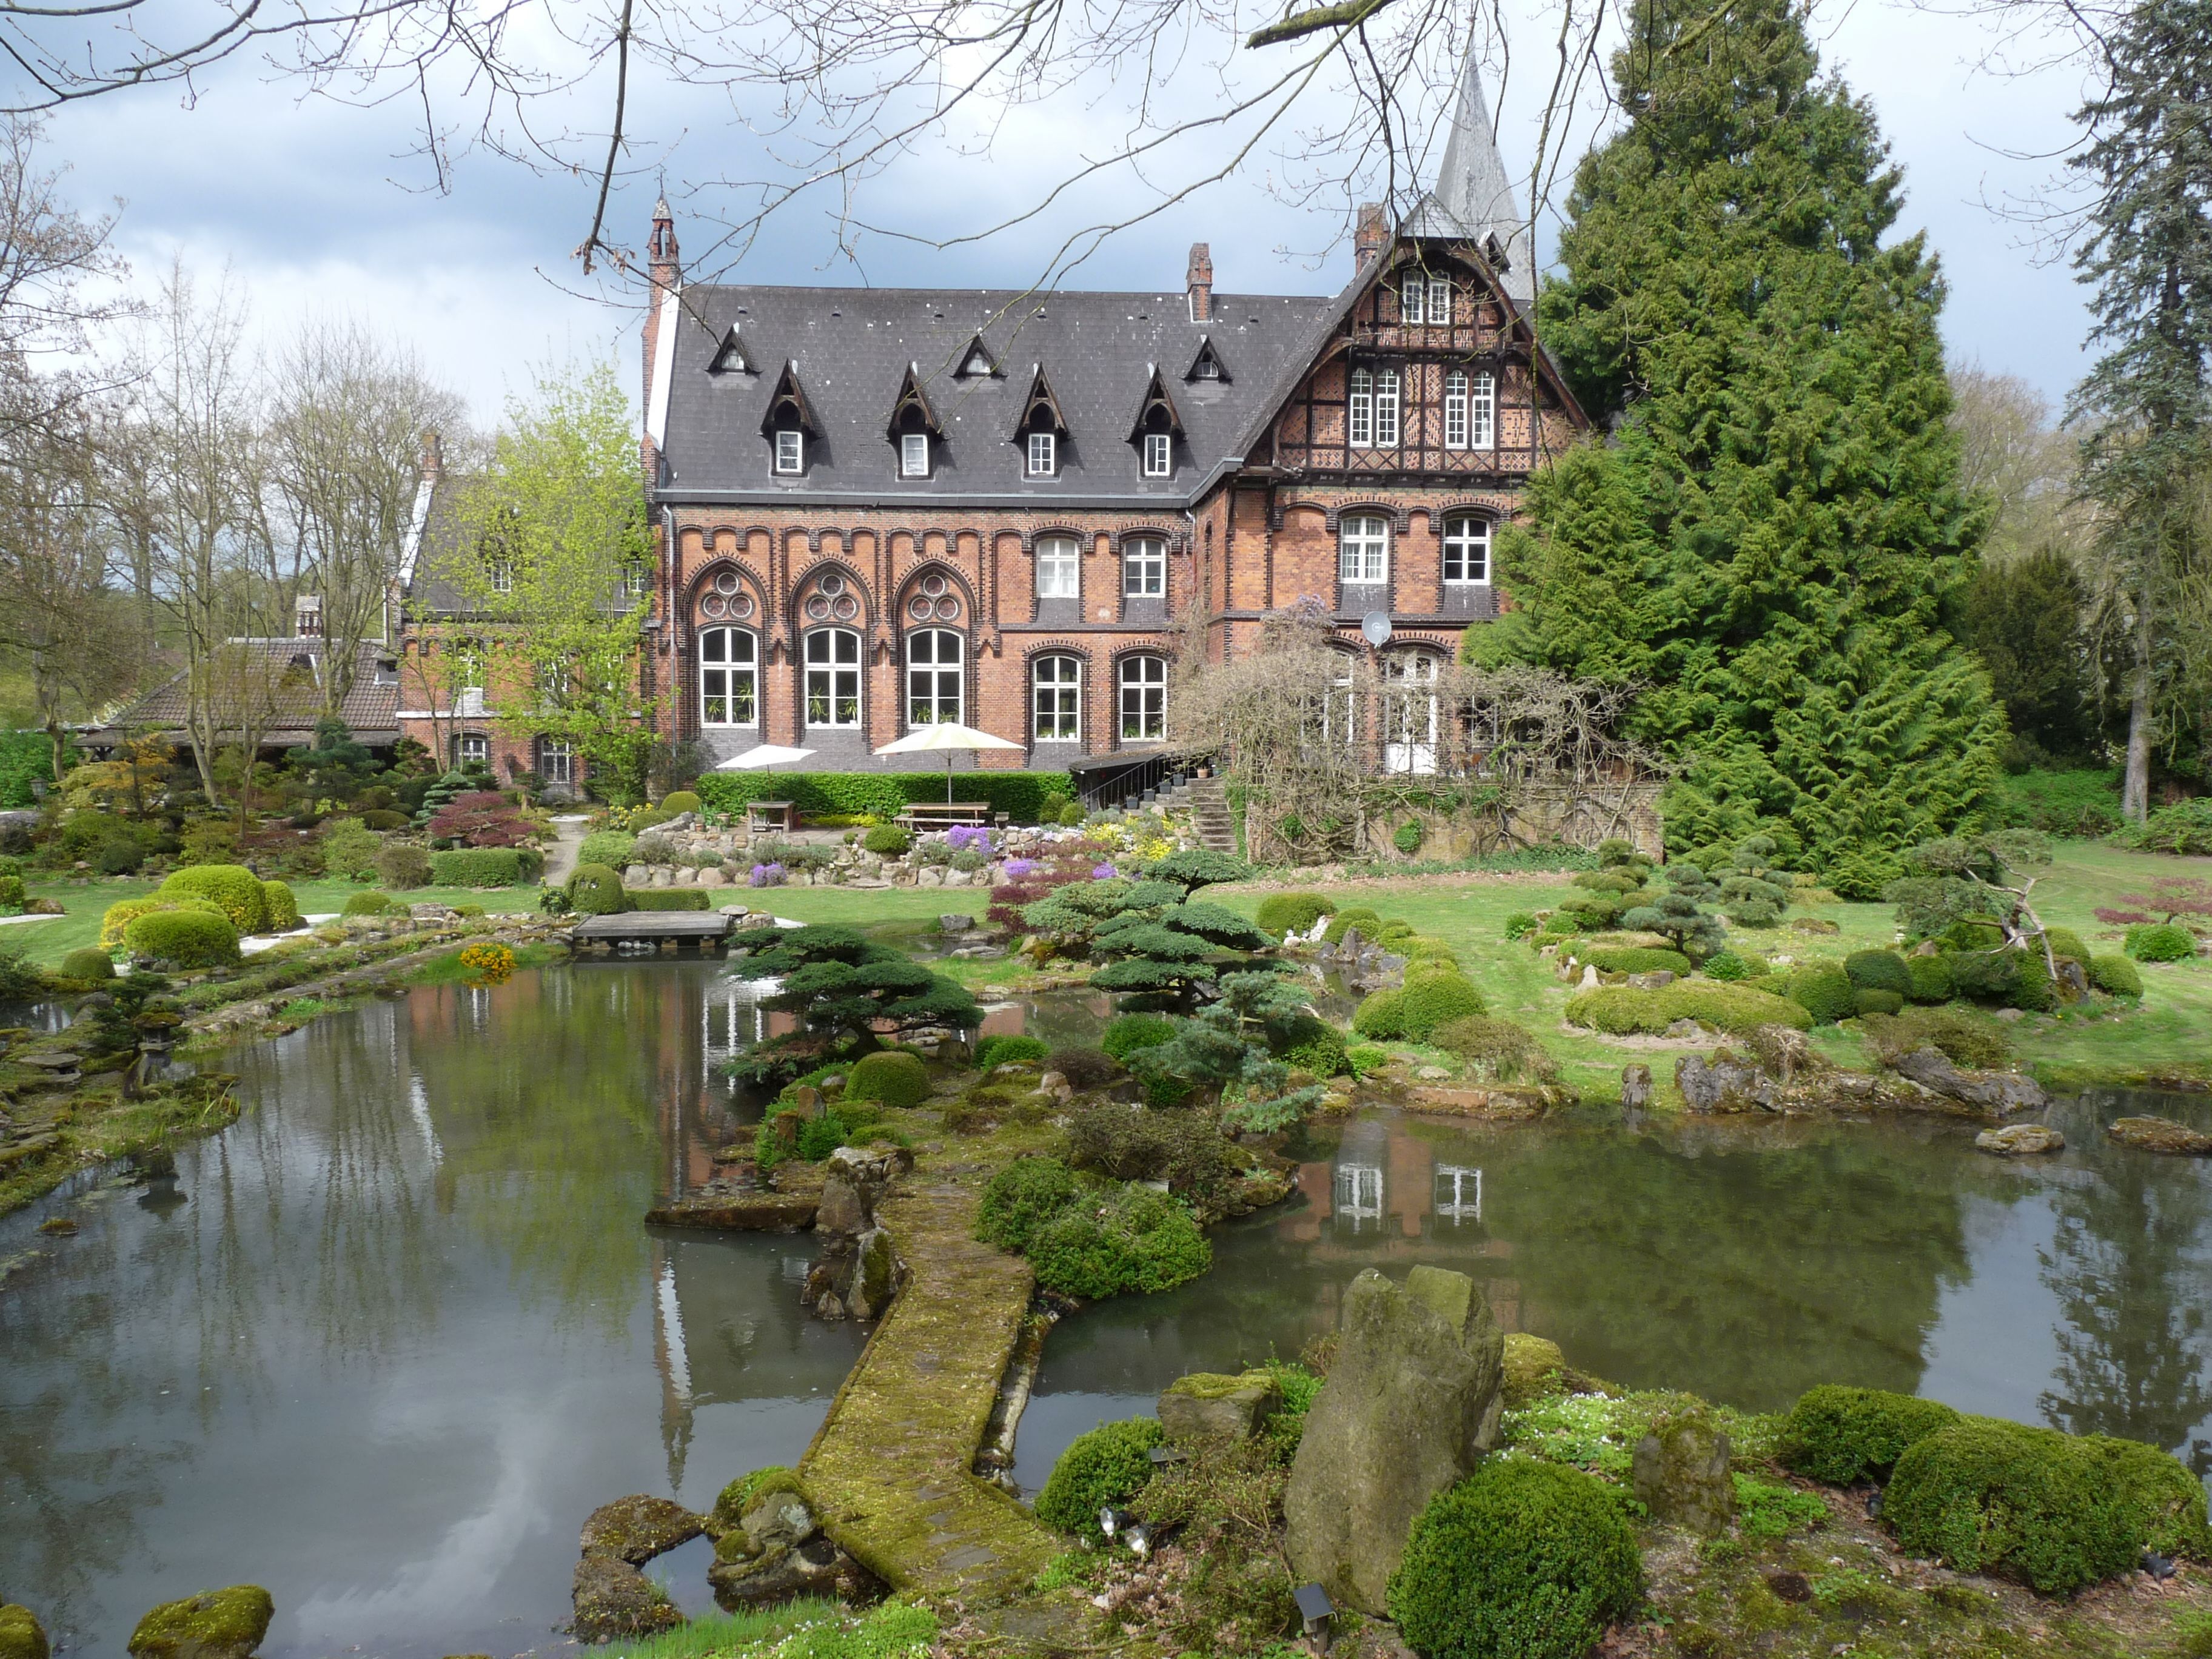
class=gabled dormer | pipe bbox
[1012,365,1068,478]
[953,332,1000,380]
[708,324,754,375]
[886,364,943,479]
[1127,366,1185,480]
[761,361,819,475]
[1184,336,1232,384]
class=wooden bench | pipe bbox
[746,800,796,834]
[896,800,993,830]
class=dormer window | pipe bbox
[954,333,1000,379]
[902,433,930,477]
[760,361,819,477]
[1184,337,1231,383]
[886,363,942,481]
[1127,366,1184,480]
[1014,364,1068,478]
[708,325,753,375]
[1028,432,1057,477]
[775,429,805,474]
[1144,433,1171,477]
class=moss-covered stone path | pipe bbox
[798,1173,1065,1604]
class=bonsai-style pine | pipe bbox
[1621,864,1726,957]
[731,923,981,1076]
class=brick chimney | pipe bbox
[1354,203,1388,267]
[1186,243,1214,323]
[420,429,443,481]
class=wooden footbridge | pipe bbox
[571,912,737,951]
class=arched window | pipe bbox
[1122,536,1165,598]
[1119,655,1167,743]
[700,627,758,726]
[1383,650,1441,775]
[1033,654,1081,742]
[1036,535,1081,600]
[907,629,964,726]
[804,628,862,727]
[1339,514,1390,585]
[1442,516,1490,586]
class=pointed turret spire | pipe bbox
[1410,44,1532,309]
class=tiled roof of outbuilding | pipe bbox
[98,639,401,745]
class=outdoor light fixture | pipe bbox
[1295,1583,1335,1652]
[2144,1550,2178,1580]
[1099,1505,1133,1540]
[1125,1522,1151,1558]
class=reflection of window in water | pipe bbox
[1435,1165,1483,1222]
[704,989,764,1055]
[1333,1163,1384,1230]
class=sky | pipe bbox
[29,0,2100,427]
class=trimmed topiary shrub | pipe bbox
[1396,971,1486,1041]
[1256,893,1335,936]
[124,908,240,968]
[1885,1419,2138,1594]
[2042,927,2089,964]
[429,848,536,887]
[1581,945,1693,976]
[60,947,115,980]
[976,1155,1082,1252]
[659,789,702,816]
[1777,1385,1963,1484]
[1432,1016,1558,1084]
[1026,1185,1210,1299]
[101,897,223,951]
[1400,936,1460,966]
[374,843,434,890]
[1787,964,1857,1025]
[2126,922,2196,962]
[1565,982,1814,1037]
[1034,1418,1164,1535]
[1101,1013,1177,1062]
[342,891,392,916]
[1281,1016,1351,1078]
[861,823,912,857]
[1853,988,1906,1017]
[261,881,303,932]
[1701,949,1751,981]
[1351,988,1407,1040]
[2090,954,2143,998]
[1905,953,1954,1004]
[847,1050,930,1109]
[576,830,636,870]
[567,863,629,916]
[974,1034,1050,1071]
[1387,1458,1644,1659]
[1844,950,1913,996]
[2084,1434,2212,1560]
[158,865,270,933]
[1045,1045,1122,1090]
[1322,907,1383,945]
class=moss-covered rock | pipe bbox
[0,1604,49,1659]
[1500,1333,1574,1409]
[126,1586,275,1659]
[708,1466,802,1538]
[569,1558,682,1641]
[579,1493,703,1563]
[1631,1405,1736,1535]
[1158,1369,1282,1444]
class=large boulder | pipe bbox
[0,1604,49,1659]
[706,1487,879,1610]
[570,1558,682,1641]
[1284,1266,1506,1614]
[2110,1116,2212,1155]
[1977,1123,2065,1156]
[580,1494,703,1564]
[1891,1048,2047,1116]
[1631,1406,1735,1535]
[127,1587,275,1659]
[1158,1370,1283,1444]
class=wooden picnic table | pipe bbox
[895,800,995,828]
[746,800,796,833]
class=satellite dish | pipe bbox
[1361,611,1393,648]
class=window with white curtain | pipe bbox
[1033,654,1081,740]
[1339,514,1389,584]
[1035,535,1080,599]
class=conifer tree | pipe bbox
[1484,0,2005,870]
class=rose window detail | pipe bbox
[697,569,757,622]
[906,572,961,623]
[803,571,861,622]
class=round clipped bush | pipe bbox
[847,1050,929,1109]
[1401,936,1461,966]
[1853,988,1906,1017]
[158,865,270,933]
[101,897,220,951]
[1057,802,1086,827]
[261,880,303,932]
[2085,1433,2212,1560]
[1701,950,1752,981]
[1255,892,1335,936]
[566,863,629,916]
[60,947,115,981]
[1844,950,1913,996]
[1026,1185,1210,1299]
[124,908,241,968]
[374,843,434,890]
[1885,1419,2137,1594]
[974,1033,1050,1071]
[1396,971,1486,1041]
[343,891,393,917]
[861,824,913,857]
[2127,922,2196,963]
[1322,907,1383,945]
[1101,1013,1177,1062]
[1281,1016,1350,1078]
[1034,1418,1164,1535]
[1943,918,2008,952]
[659,790,702,817]
[1788,964,1856,1025]
[1352,988,1407,1040]
[975,1155,1081,1251]
[1388,1458,1643,1659]
[2042,927,2089,964]
[2090,954,2143,998]
[575,830,637,870]
[1777,1385,1963,1484]
[1905,953,1954,1004]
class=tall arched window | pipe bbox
[1119,655,1167,743]
[1383,650,1441,775]
[699,627,758,726]
[804,628,862,727]
[1033,654,1081,741]
[1442,516,1490,586]
[907,629,964,726]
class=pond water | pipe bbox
[1013,1091,2212,1496]
[0,963,867,1659]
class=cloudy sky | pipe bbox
[29,0,2098,426]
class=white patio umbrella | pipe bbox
[714,744,816,772]
[874,722,1023,802]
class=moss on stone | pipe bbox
[709,1465,803,1538]
[127,1586,275,1659]
[1501,1333,1571,1409]
[0,1604,50,1659]
[1165,1369,1275,1402]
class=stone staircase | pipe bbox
[1184,777,1236,854]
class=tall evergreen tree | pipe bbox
[1480,0,2005,870]
[2067,0,2212,817]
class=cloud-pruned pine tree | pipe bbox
[1481,0,2006,870]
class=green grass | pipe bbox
[597,1598,846,1659]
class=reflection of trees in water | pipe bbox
[2037,1093,2212,1475]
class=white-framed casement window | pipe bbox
[1321,649,1359,748]
[1119,654,1167,742]
[1348,367,1373,446]
[1027,431,1057,477]
[454,731,489,767]
[1427,275,1452,325]
[1444,370,1470,450]
[488,559,514,594]
[774,428,805,474]
[906,628,964,726]
[700,626,758,726]
[1469,370,1496,449]
[1443,515,1491,585]
[538,737,574,786]
[1122,536,1166,598]
[803,628,862,726]
[622,560,651,598]
[1374,367,1401,446]
[900,432,930,477]
[1035,534,1081,600]
[1033,654,1081,741]
[1384,649,1440,774]
[1339,513,1390,585]
[1143,432,1172,478]
[1401,276,1427,324]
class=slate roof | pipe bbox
[98,639,402,745]
[652,287,1339,507]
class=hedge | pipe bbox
[974,1034,1049,1071]
[1579,945,1692,976]
[1565,982,1814,1036]
[124,908,241,968]
[2090,954,2143,997]
[101,896,226,951]
[429,847,543,887]
[343,891,393,916]
[1905,953,1954,1004]
[660,789,702,816]
[159,865,270,933]
[2126,922,2197,963]
[2085,1433,2212,1560]
[59,947,115,980]
[626,888,710,911]
[1396,971,1487,1041]
[1885,1419,2139,1594]
[1788,965,1856,1024]
[1844,950,1913,996]
[697,769,1076,825]
[1255,893,1335,936]
[1778,1385,1962,1484]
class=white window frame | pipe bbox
[774,428,804,474]
[1428,275,1452,325]
[1321,650,1359,748]
[699,626,759,727]
[1033,654,1081,742]
[1443,516,1490,586]
[906,628,964,726]
[1122,536,1166,599]
[1469,370,1496,449]
[900,432,930,478]
[538,737,574,786]
[1375,367,1401,446]
[622,560,651,598]
[1401,276,1426,325]
[1338,514,1389,585]
[803,628,862,728]
[1444,369,1470,450]
[1035,535,1081,600]
[1347,367,1373,447]
[1027,431,1057,477]
[455,731,489,768]
[1384,649,1440,775]
[1119,654,1167,743]
[1142,432,1172,477]
[488,559,514,595]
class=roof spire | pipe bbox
[1421,42,1532,308]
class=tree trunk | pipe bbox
[2122,602,2153,822]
